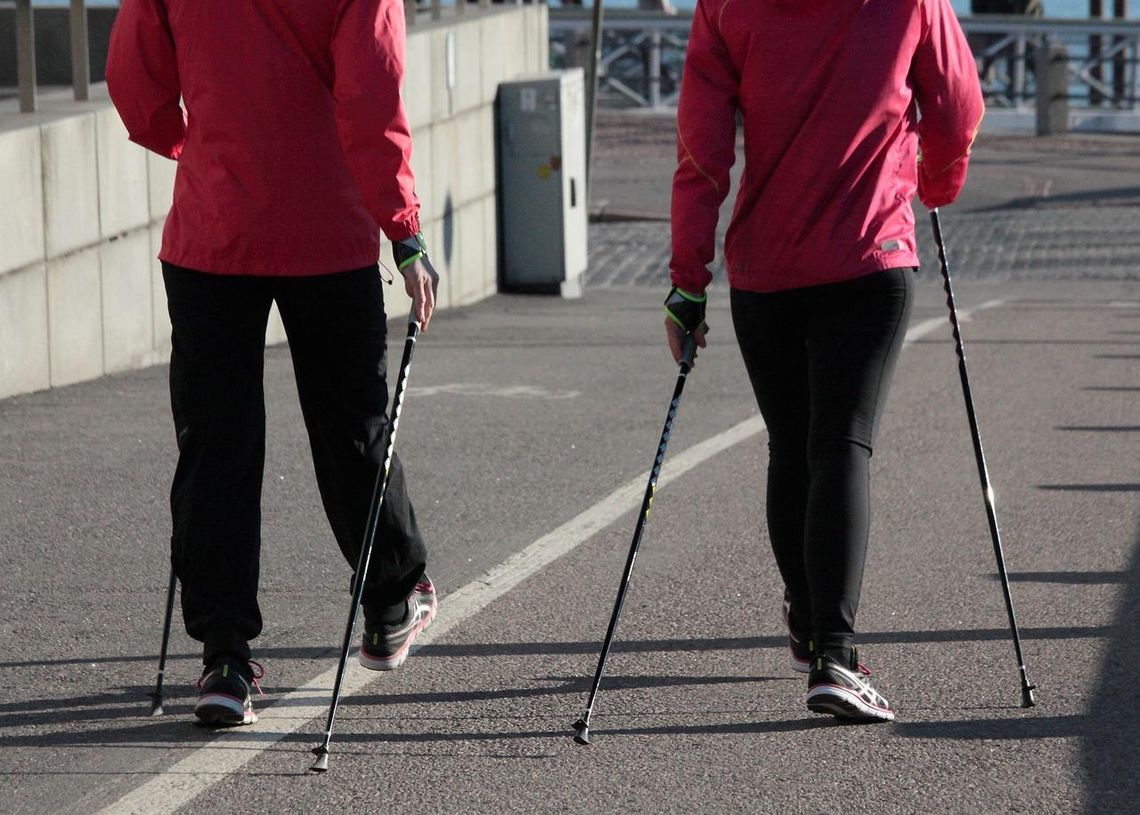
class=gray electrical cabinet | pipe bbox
[496,69,587,298]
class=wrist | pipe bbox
[393,232,428,271]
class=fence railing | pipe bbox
[11,4,1138,122]
[6,0,540,113]
[550,9,1140,117]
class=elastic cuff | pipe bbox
[674,287,707,303]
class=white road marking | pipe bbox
[100,299,1002,814]
[408,383,581,400]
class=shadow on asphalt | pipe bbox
[0,625,1112,670]
[1038,484,1140,492]
[1081,522,1140,814]
[1000,571,1127,584]
[974,185,1140,212]
[894,524,1140,814]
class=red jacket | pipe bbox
[670,0,984,294]
[106,0,420,276]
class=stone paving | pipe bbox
[585,111,1140,288]
[587,205,1140,288]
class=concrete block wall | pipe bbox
[0,3,549,400]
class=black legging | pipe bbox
[163,263,427,665]
[731,268,913,659]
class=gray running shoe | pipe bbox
[806,647,894,723]
[194,657,263,727]
[359,576,437,671]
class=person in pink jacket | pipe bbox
[107,0,439,726]
[663,0,984,721]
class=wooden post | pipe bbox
[16,0,36,113]
[70,0,90,102]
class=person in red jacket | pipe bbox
[664,0,983,722]
[107,0,440,727]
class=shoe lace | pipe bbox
[849,646,872,677]
[248,659,266,697]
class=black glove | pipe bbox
[393,232,428,271]
[664,286,707,333]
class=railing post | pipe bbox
[431,0,442,21]
[405,0,417,28]
[1131,35,1139,108]
[70,0,90,102]
[1090,0,1104,105]
[1014,31,1027,108]
[648,28,661,109]
[16,0,37,113]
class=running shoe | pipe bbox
[359,575,437,671]
[806,647,894,722]
[194,657,263,726]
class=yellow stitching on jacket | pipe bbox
[716,0,737,35]
[935,108,985,174]
[677,127,721,195]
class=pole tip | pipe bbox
[147,692,164,717]
[310,746,330,773]
[1021,684,1038,708]
[572,718,591,745]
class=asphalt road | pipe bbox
[1,114,1138,813]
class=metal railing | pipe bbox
[550,9,1140,115]
[7,0,541,113]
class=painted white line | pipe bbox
[100,298,1002,814]
[408,383,581,400]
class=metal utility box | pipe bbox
[496,69,587,298]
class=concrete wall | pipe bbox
[0,3,549,400]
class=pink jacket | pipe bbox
[107,0,420,276]
[670,0,984,294]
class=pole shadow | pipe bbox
[1038,484,1140,493]
[1081,523,1140,814]
[997,571,1126,585]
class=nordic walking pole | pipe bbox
[311,320,422,772]
[147,568,177,716]
[573,332,700,745]
[930,209,1037,708]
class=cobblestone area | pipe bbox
[586,111,1140,289]
[587,205,1140,288]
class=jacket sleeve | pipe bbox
[331,0,421,241]
[911,0,985,209]
[105,0,186,160]
[669,0,739,294]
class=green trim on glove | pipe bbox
[664,286,708,333]
[394,232,428,271]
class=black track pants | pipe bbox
[730,268,913,658]
[163,263,427,665]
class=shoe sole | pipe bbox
[806,685,894,722]
[358,600,437,671]
[195,694,256,727]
